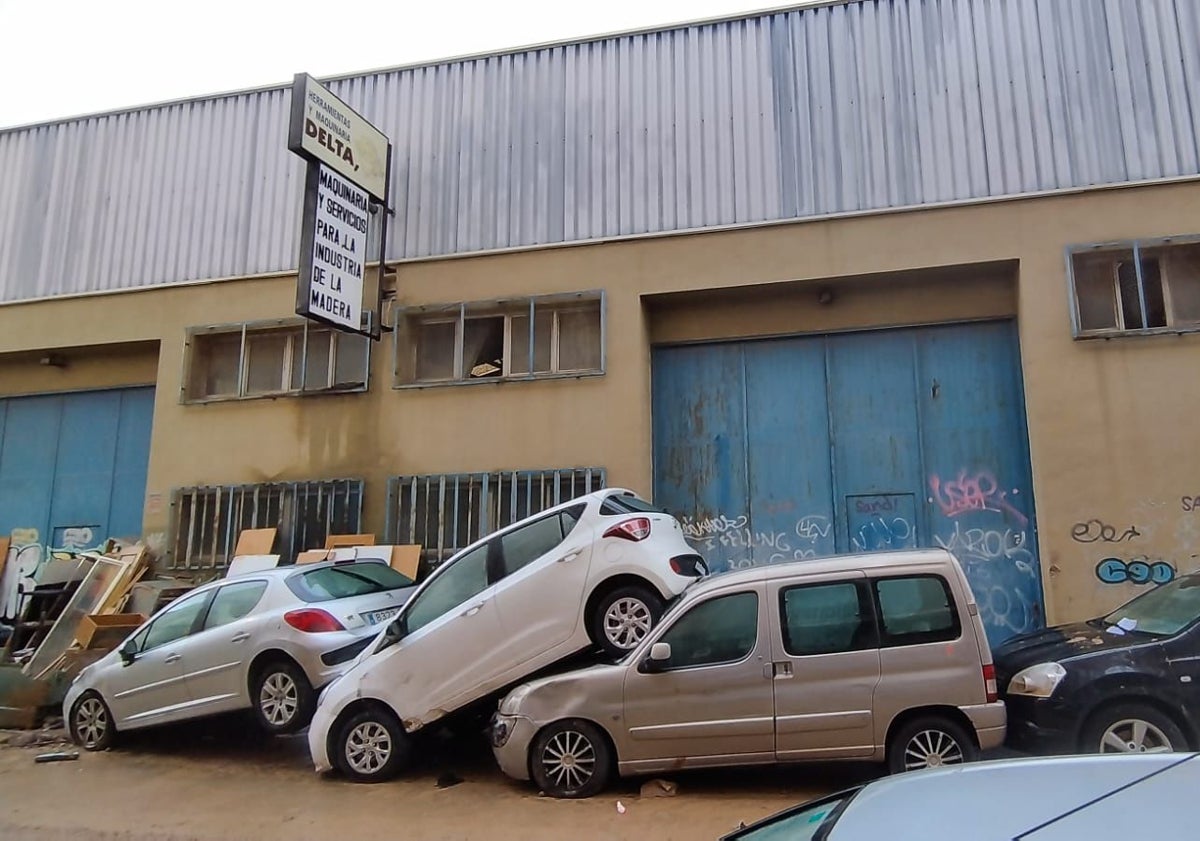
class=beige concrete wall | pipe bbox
[1,180,1198,624]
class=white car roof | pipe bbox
[826,754,1199,839]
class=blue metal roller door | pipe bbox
[651,321,1041,645]
[0,387,155,619]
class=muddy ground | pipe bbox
[0,716,873,841]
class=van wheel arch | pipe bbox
[884,705,982,752]
[527,717,620,786]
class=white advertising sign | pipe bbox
[302,164,368,331]
[288,73,388,199]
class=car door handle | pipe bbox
[461,603,484,617]
[164,654,182,665]
[230,632,250,643]
[772,661,793,679]
[557,550,581,563]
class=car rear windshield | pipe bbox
[286,562,414,604]
[600,492,666,516]
[1102,573,1200,636]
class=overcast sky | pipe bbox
[0,0,809,128]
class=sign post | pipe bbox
[288,73,391,339]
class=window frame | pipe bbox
[869,574,961,649]
[778,579,879,658]
[393,290,605,389]
[138,590,214,653]
[1067,235,1200,339]
[182,317,371,404]
[650,590,760,672]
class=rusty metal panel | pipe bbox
[1,0,1199,302]
[651,321,1041,645]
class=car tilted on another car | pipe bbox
[307,488,705,782]
[997,571,1200,756]
[491,548,1005,798]
[65,558,417,750]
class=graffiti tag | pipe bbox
[1070,520,1141,544]
[1095,557,1175,586]
[934,522,1035,576]
[851,516,913,552]
[930,470,1028,527]
[1182,496,1200,513]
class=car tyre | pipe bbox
[887,715,978,774]
[334,706,412,783]
[530,718,613,799]
[251,660,316,735]
[1082,702,1187,755]
[590,584,664,658]
[70,690,117,751]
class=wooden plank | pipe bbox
[233,528,277,556]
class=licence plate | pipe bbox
[365,607,400,625]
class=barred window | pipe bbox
[167,479,364,573]
[387,468,606,565]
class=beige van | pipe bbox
[491,548,1005,797]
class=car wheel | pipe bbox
[530,719,613,799]
[887,715,978,774]
[335,706,411,783]
[590,585,663,658]
[252,660,315,735]
[70,691,116,751]
[1083,702,1186,754]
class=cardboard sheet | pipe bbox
[233,528,277,557]
[323,533,376,550]
[389,545,422,584]
[296,549,334,565]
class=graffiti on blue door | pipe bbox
[651,321,1042,645]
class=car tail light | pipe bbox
[603,517,652,541]
[284,608,346,633]
[669,555,707,577]
[982,663,998,703]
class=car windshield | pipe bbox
[599,492,666,516]
[1101,573,1200,636]
[725,790,859,841]
[286,562,414,603]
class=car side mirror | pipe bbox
[640,642,672,674]
[119,639,138,666]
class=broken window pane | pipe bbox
[1071,252,1120,333]
[245,332,288,394]
[333,332,368,387]
[1139,257,1166,329]
[292,329,331,391]
[1117,260,1144,329]
[1160,243,1200,326]
[557,305,602,371]
[464,315,504,378]
[195,333,241,397]
[511,309,553,375]
[415,320,457,381]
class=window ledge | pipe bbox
[182,385,369,405]
[393,369,605,390]
[1074,326,1200,340]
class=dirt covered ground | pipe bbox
[0,716,869,841]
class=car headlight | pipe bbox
[491,714,517,748]
[1007,662,1067,698]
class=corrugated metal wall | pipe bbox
[2,0,1198,302]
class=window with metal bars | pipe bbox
[386,468,606,565]
[1069,237,1200,337]
[167,479,364,573]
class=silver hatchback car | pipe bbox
[64,558,416,749]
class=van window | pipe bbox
[872,575,960,647]
[499,504,586,575]
[656,592,758,669]
[781,581,877,656]
[404,543,492,634]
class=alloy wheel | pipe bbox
[259,671,299,726]
[75,697,108,749]
[1099,718,1174,754]
[603,597,652,649]
[903,728,965,770]
[345,721,392,775]
[540,729,597,792]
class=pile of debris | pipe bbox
[0,540,192,729]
